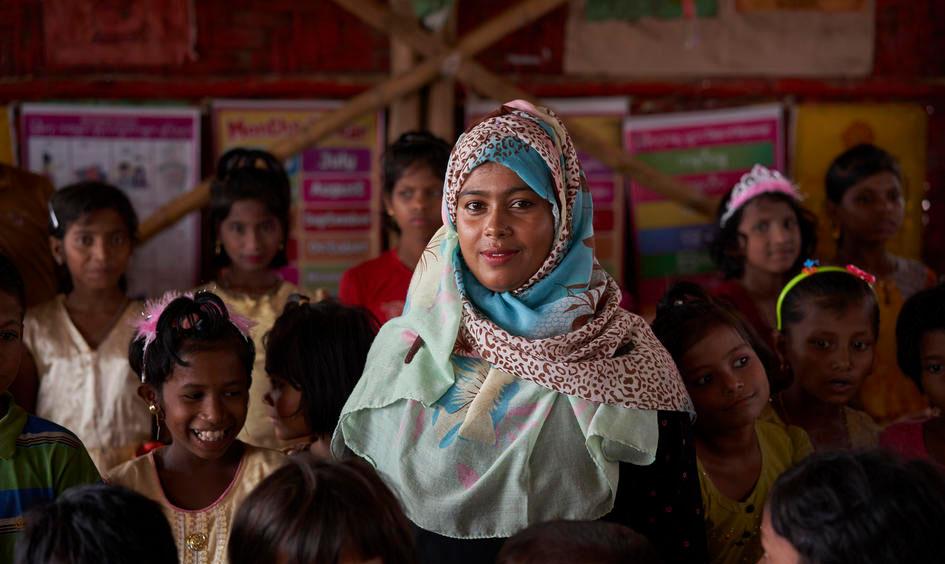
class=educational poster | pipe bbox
[466,97,629,285]
[625,104,785,313]
[791,103,928,260]
[19,104,201,299]
[0,106,14,165]
[212,100,384,296]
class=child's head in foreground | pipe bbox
[761,449,945,564]
[228,455,416,564]
[496,520,661,564]
[0,254,26,396]
[896,282,945,410]
[14,484,178,564]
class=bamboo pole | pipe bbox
[334,0,715,217]
[388,0,421,143]
[140,0,569,242]
[427,1,458,141]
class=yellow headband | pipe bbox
[775,260,877,331]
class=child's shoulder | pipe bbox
[756,417,813,464]
[23,294,65,325]
[843,406,880,448]
[242,444,288,472]
[105,449,155,486]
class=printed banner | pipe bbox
[212,100,384,296]
[466,97,630,286]
[625,104,785,312]
[791,103,928,260]
[19,104,201,298]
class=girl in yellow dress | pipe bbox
[198,149,300,449]
[108,291,284,564]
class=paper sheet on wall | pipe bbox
[211,100,384,296]
[18,104,201,299]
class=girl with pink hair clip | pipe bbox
[108,290,285,564]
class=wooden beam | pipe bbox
[139,0,568,241]
[427,1,458,141]
[388,0,421,143]
[332,0,715,217]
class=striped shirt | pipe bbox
[0,393,101,560]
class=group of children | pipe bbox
[0,131,944,564]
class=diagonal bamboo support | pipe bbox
[332,0,715,217]
[139,0,569,242]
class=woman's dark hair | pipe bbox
[767,449,945,564]
[825,143,902,204]
[651,281,781,391]
[129,291,255,389]
[709,191,818,280]
[48,181,139,293]
[382,131,451,233]
[0,254,26,317]
[15,484,178,564]
[209,148,291,269]
[497,520,661,564]
[228,455,417,564]
[264,297,378,435]
[778,269,879,337]
[895,283,945,391]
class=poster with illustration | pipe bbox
[625,104,785,312]
[211,100,384,296]
[19,103,201,298]
[466,96,629,285]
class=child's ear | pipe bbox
[382,193,393,216]
[48,237,63,265]
[137,384,158,407]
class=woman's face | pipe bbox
[456,162,555,293]
[832,171,904,245]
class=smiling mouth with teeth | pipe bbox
[192,428,228,442]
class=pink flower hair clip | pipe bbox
[133,291,255,382]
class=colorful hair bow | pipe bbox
[775,260,877,330]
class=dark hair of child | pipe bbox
[496,520,662,564]
[651,281,782,391]
[382,131,451,233]
[14,484,178,564]
[129,291,255,389]
[766,449,945,564]
[48,181,139,293]
[896,283,945,391]
[778,270,879,337]
[228,455,417,564]
[264,297,378,435]
[825,143,902,205]
[209,147,291,269]
[0,253,26,317]
[709,191,818,279]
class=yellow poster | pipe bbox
[212,100,384,296]
[0,106,14,165]
[791,103,928,259]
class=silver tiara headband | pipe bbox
[719,164,801,228]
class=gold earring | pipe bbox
[214,240,222,256]
[148,403,163,442]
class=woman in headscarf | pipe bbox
[332,101,706,563]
